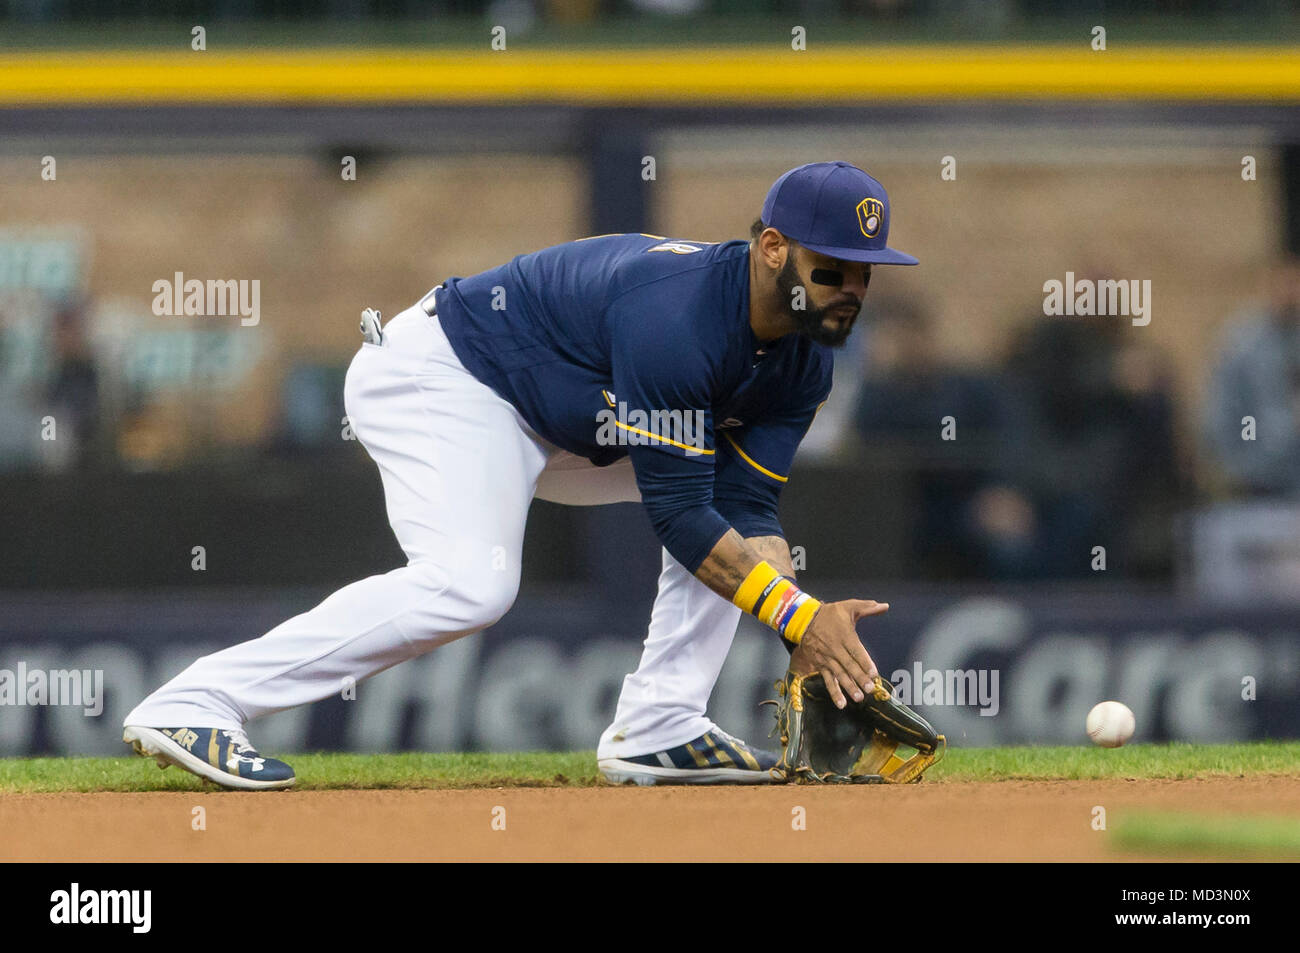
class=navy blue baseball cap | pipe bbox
[760,161,918,266]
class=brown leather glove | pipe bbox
[768,672,946,784]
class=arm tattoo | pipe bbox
[693,531,797,600]
[746,535,796,579]
[694,529,760,596]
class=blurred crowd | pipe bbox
[6,256,1300,584]
[4,0,1295,591]
[804,256,1300,580]
[2,0,1290,26]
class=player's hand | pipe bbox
[789,599,887,709]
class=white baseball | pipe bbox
[1086,701,1135,748]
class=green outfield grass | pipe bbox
[1,742,1298,793]
[1114,811,1300,859]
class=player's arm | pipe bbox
[697,415,802,589]
[702,401,815,595]
[692,528,763,593]
[702,412,888,704]
[608,294,879,705]
[748,534,797,578]
[694,530,885,707]
[693,534,793,587]
[637,459,882,707]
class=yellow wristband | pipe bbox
[733,561,821,645]
[732,561,781,615]
[783,596,821,645]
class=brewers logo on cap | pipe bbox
[856,198,884,238]
[761,161,917,265]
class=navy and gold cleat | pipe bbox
[123,726,296,791]
[598,728,779,786]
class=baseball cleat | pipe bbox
[123,726,296,791]
[598,728,779,786]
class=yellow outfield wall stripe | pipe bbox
[0,46,1298,105]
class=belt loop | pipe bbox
[419,285,441,316]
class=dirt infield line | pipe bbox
[4,777,1297,862]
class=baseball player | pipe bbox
[122,161,918,789]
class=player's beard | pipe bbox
[775,253,861,347]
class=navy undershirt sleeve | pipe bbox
[711,394,827,545]
[608,295,731,573]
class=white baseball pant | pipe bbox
[123,296,743,759]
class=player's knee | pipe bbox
[404,560,449,594]
[405,560,518,632]
[458,569,520,628]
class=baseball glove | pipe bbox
[767,671,946,784]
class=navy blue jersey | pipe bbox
[433,234,832,572]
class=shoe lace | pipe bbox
[711,727,749,751]
[223,729,257,756]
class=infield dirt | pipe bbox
[3,777,1296,861]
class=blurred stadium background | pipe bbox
[2,1,1298,757]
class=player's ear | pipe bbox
[777,238,791,271]
[759,228,787,270]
